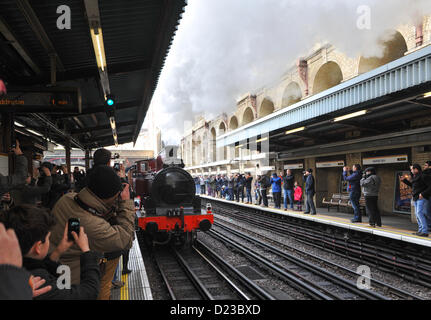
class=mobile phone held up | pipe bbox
[68,218,80,241]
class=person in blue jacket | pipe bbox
[270,173,282,209]
[343,164,363,223]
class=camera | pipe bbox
[113,163,121,171]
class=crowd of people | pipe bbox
[193,170,306,212]
[0,141,137,300]
[195,162,431,238]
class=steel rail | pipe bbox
[214,222,391,300]
[208,230,335,300]
[214,219,423,300]
[210,201,431,288]
[194,240,276,300]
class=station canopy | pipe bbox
[0,0,186,149]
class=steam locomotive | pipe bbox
[134,146,213,245]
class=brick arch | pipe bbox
[218,121,227,136]
[357,30,408,75]
[241,107,255,126]
[259,97,275,118]
[312,61,343,95]
[229,116,239,131]
[281,81,302,108]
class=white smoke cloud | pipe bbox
[151,0,431,145]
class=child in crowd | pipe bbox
[294,182,303,211]
[0,205,101,300]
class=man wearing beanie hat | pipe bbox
[49,165,135,296]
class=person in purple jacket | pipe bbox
[343,164,363,223]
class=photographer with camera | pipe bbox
[360,167,382,227]
[10,164,52,206]
[402,164,431,237]
[343,165,363,223]
[49,165,135,300]
[41,164,71,209]
[0,140,28,196]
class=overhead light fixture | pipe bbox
[110,117,116,130]
[424,92,431,98]
[235,144,244,149]
[26,128,43,137]
[14,121,25,128]
[90,28,107,72]
[285,127,305,135]
[334,110,368,122]
[256,137,268,143]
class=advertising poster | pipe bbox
[394,171,412,214]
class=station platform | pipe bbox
[200,195,431,248]
[111,234,153,301]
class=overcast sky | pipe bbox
[149,0,431,146]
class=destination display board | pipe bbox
[284,163,304,170]
[316,161,345,168]
[363,155,408,165]
[0,86,82,113]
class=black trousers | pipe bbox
[273,192,281,208]
[305,193,316,214]
[365,196,381,226]
[261,189,268,207]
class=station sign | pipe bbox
[259,166,276,171]
[363,155,408,165]
[0,86,82,114]
[284,163,304,170]
[316,161,345,168]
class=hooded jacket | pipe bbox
[270,176,282,193]
[48,187,135,285]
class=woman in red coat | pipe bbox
[294,182,303,211]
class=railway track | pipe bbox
[205,227,390,300]
[213,220,423,300]
[206,199,431,288]
[149,241,281,300]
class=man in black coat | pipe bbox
[303,169,316,215]
[0,205,101,299]
[283,170,295,211]
[402,164,431,237]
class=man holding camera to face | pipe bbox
[343,165,363,223]
[10,163,53,206]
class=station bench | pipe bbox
[322,193,366,216]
